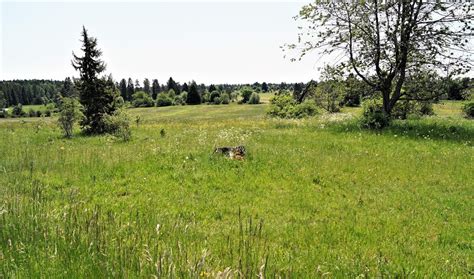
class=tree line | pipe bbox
[1,76,471,109]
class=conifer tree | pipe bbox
[152,79,161,100]
[143,78,151,94]
[119,78,127,100]
[127,78,134,101]
[181,82,189,93]
[186,81,201,105]
[72,26,116,134]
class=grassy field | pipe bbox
[0,101,473,277]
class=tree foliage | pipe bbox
[186,82,201,105]
[58,97,83,138]
[72,26,118,134]
[287,1,473,116]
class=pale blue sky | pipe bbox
[1,1,322,84]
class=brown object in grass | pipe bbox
[214,146,246,160]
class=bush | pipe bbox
[220,93,230,104]
[391,101,434,119]
[418,102,434,116]
[44,110,52,117]
[267,94,318,119]
[210,91,220,104]
[0,109,9,118]
[12,104,26,117]
[174,95,185,106]
[360,99,390,129]
[103,109,131,141]
[230,91,238,102]
[314,80,344,113]
[293,100,318,118]
[132,91,154,107]
[240,87,254,103]
[156,94,173,107]
[28,109,37,117]
[57,98,83,138]
[248,92,260,104]
[463,102,474,118]
[180,91,188,103]
[36,111,43,117]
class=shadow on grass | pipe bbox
[327,118,474,145]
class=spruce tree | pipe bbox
[127,78,134,101]
[182,82,189,93]
[119,78,127,100]
[143,78,151,94]
[186,81,201,105]
[167,77,180,94]
[72,26,116,134]
[152,79,160,100]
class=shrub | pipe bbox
[12,104,26,117]
[418,102,434,116]
[35,111,43,117]
[57,98,83,138]
[360,99,390,129]
[132,91,154,107]
[180,91,188,103]
[314,80,344,113]
[293,100,318,118]
[0,109,9,118]
[230,91,238,102]
[267,94,318,118]
[103,109,131,141]
[174,95,185,105]
[240,87,254,103]
[392,101,434,119]
[156,94,173,107]
[248,92,260,104]
[220,93,230,104]
[463,102,474,118]
[28,109,37,117]
[210,91,221,104]
[201,91,210,103]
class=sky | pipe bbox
[1,0,325,84]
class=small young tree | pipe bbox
[313,66,345,113]
[58,97,83,138]
[240,87,254,103]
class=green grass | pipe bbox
[0,102,473,277]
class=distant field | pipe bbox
[0,101,473,277]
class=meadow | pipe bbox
[0,100,473,277]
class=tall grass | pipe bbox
[1,103,473,277]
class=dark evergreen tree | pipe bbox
[182,82,189,93]
[261,82,269,92]
[119,78,127,100]
[135,79,141,91]
[61,77,74,98]
[143,78,151,94]
[127,78,135,101]
[186,81,201,105]
[209,84,217,93]
[167,77,180,94]
[72,26,116,134]
[152,79,160,100]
